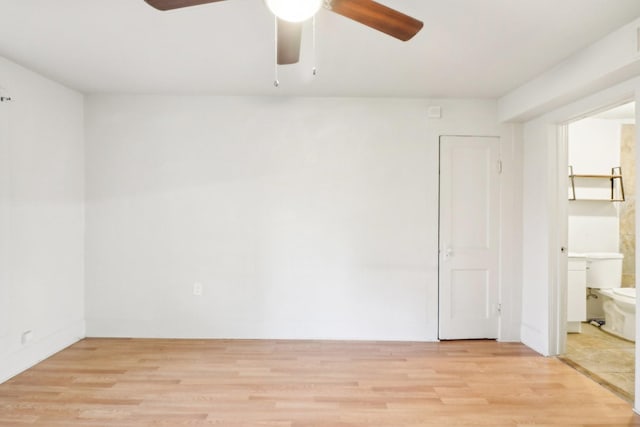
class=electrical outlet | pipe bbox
[193,282,203,296]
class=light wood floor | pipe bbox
[1,339,639,426]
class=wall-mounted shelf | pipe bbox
[568,166,625,201]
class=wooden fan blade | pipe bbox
[144,0,228,11]
[328,0,423,41]
[277,19,303,65]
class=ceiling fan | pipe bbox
[143,0,424,65]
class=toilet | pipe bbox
[598,287,636,341]
[585,252,635,342]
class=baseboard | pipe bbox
[0,320,85,384]
[520,322,548,356]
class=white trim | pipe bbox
[554,124,569,355]
[547,124,561,356]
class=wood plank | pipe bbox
[0,338,638,426]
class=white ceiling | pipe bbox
[1,0,640,98]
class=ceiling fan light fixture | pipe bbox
[265,0,323,23]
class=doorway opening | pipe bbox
[559,101,636,402]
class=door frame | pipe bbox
[521,77,639,358]
[552,98,636,356]
[553,124,569,355]
[545,93,640,413]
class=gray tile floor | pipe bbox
[560,322,635,402]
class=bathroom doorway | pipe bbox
[560,101,636,402]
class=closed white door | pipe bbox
[439,136,500,339]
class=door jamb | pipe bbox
[551,124,569,356]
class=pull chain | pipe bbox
[273,16,279,87]
[312,16,317,76]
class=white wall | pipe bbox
[568,118,622,253]
[0,58,522,383]
[0,56,85,383]
[520,120,555,355]
[85,96,520,341]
